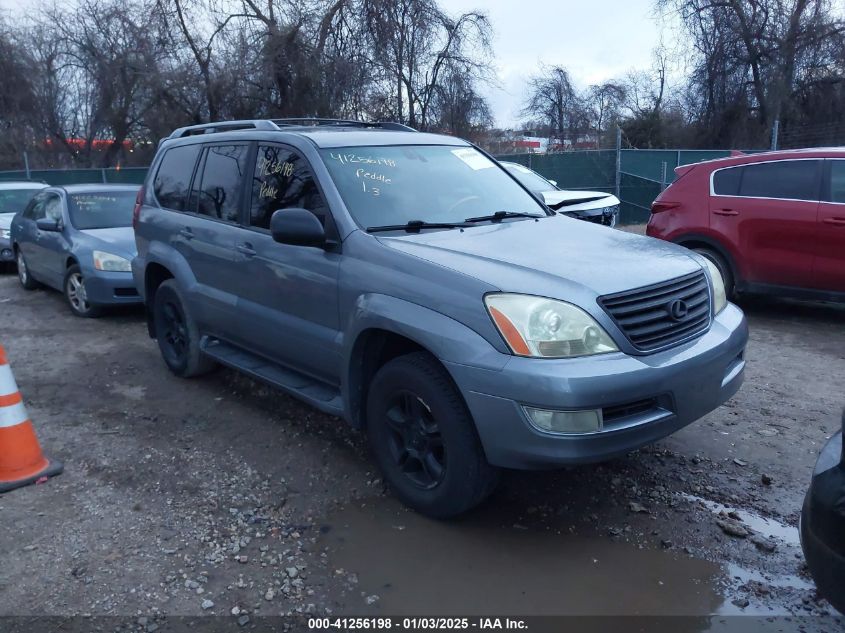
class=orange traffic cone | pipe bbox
[0,345,62,493]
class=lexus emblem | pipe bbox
[668,299,689,321]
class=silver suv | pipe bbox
[133,118,748,517]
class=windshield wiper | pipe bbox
[366,220,472,234]
[463,211,545,223]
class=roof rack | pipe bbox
[168,120,281,139]
[271,118,417,132]
[167,118,418,139]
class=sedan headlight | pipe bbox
[0,229,10,240]
[93,250,131,272]
[485,294,618,358]
[700,258,727,314]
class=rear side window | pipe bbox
[153,144,202,211]
[23,193,47,219]
[196,144,249,223]
[713,167,741,196]
[738,160,820,201]
[249,145,328,230]
[828,161,845,203]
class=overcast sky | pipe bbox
[445,0,666,127]
[0,0,668,128]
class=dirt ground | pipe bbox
[1,252,844,628]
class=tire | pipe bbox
[152,279,215,378]
[64,264,102,318]
[16,250,39,290]
[365,352,500,518]
[693,247,735,299]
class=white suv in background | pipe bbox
[501,161,621,227]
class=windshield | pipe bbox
[319,146,546,229]
[0,188,42,215]
[68,191,137,230]
[503,164,557,194]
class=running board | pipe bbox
[201,338,343,416]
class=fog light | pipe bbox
[523,406,603,434]
[1,249,11,259]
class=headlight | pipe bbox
[700,258,727,314]
[485,294,618,358]
[93,250,131,272]
[0,229,10,240]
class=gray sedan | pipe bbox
[0,181,48,269]
[10,184,142,317]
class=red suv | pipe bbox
[647,149,845,302]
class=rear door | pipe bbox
[816,159,845,293]
[235,143,342,383]
[151,142,250,336]
[710,159,821,289]
[30,192,66,287]
[15,193,47,276]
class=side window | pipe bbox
[43,195,62,222]
[153,144,202,211]
[738,160,820,201]
[196,144,249,223]
[713,167,742,196]
[249,145,328,230]
[828,161,845,203]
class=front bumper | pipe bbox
[0,235,13,261]
[83,270,142,305]
[445,303,748,469]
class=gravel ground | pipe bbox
[0,256,843,625]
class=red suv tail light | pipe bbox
[651,200,680,214]
[132,186,145,230]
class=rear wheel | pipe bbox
[693,247,735,299]
[16,250,39,290]
[152,280,215,377]
[64,265,102,318]
[366,352,500,518]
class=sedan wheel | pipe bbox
[64,265,101,318]
[17,251,38,290]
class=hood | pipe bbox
[541,190,619,212]
[0,213,13,230]
[377,216,702,298]
[79,226,137,257]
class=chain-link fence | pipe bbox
[496,149,752,224]
[0,167,147,186]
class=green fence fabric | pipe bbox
[0,168,147,186]
[501,151,616,192]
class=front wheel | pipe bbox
[64,265,102,317]
[16,250,39,290]
[366,352,500,518]
[152,279,215,378]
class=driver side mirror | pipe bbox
[548,180,558,187]
[36,217,61,232]
[270,208,326,248]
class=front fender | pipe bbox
[342,293,509,424]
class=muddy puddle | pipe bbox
[320,500,729,617]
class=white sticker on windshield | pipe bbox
[451,148,493,170]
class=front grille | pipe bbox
[599,271,711,351]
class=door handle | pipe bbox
[236,242,256,257]
[822,217,845,226]
[713,208,739,216]
[179,228,194,240]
